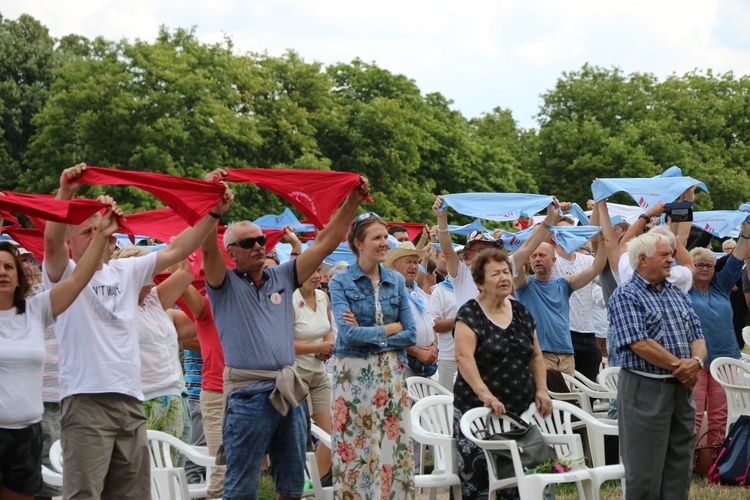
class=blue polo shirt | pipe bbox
[515,276,574,354]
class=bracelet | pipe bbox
[208,211,222,219]
[437,227,450,233]
[290,252,301,256]
[638,214,651,224]
[740,233,750,240]
[540,221,552,231]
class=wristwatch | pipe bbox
[638,214,651,224]
[693,356,704,369]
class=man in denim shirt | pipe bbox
[202,169,370,500]
[609,232,706,499]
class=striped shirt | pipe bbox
[183,349,203,402]
[608,271,703,375]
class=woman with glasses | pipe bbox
[328,212,417,499]
[688,220,750,447]
[0,209,117,500]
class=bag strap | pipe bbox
[484,410,530,434]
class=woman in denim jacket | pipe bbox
[328,212,417,499]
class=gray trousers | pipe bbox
[618,369,696,500]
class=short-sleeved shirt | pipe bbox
[184,350,203,402]
[206,261,298,394]
[515,276,574,353]
[453,299,537,414]
[430,284,457,361]
[552,252,595,333]
[43,253,157,400]
[609,271,703,375]
[194,298,224,393]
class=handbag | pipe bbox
[480,411,557,479]
[693,430,721,475]
[406,354,438,378]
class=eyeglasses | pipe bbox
[227,235,267,249]
[352,212,378,233]
[20,255,35,265]
[695,263,715,270]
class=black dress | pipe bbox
[452,298,537,500]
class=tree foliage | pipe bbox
[3,13,750,228]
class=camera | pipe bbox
[664,202,693,223]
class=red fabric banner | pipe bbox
[77,167,225,225]
[222,169,370,230]
[4,227,44,262]
[0,192,107,225]
[387,222,426,242]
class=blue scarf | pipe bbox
[499,226,601,254]
[591,170,708,207]
[567,203,590,225]
[407,281,427,313]
[254,208,315,232]
[692,211,750,238]
[447,218,487,236]
[437,275,454,292]
[441,193,555,221]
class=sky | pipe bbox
[4,0,750,129]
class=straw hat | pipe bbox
[385,242,427,269]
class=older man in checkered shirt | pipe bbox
[609,231,706,499]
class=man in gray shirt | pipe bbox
[201,169,370,500]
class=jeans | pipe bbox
[223,390,308,499]
[570,331,602,382]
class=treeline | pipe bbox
[2,12,750,225]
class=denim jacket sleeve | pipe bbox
[383,272,418,349]
[329,270,388,347]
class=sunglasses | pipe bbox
[227,235,267,249]
[352,212,379,233]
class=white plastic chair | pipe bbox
[596,367,620,393]
[523,400,624,500]
[407,376,452,401]
[41,465,63,488]
[305,422,333,500]
[49,439,63,473]
[459,406,591,499]
[151,467,191,500]
[573,370,607,392]
[710,357,750,435]
[410,395,462,500]
[742,325,750,347]
[147,430,215,499]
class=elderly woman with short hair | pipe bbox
[688,221,750,446]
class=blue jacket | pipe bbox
[329,261,417,365]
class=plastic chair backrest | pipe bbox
[407,376,451,401]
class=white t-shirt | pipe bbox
[453,256,517,310]
[430,285,457,361]
[43,252,157,400]
[139,287,182,400]
[0,292,53,428]
[293,289,331,373]
[408,287,435,348]
[591,284,609,339]
[617,252,692,293]
[552,252,595,333]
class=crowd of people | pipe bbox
[1,164,748,500]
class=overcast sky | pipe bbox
[4,0,750,129]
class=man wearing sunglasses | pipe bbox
[201,169,370,500]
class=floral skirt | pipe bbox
[331,351,415,500]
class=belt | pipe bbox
[660,377,681,384]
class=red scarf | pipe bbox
[387,222,426,242]
[222,169,371,229]
[77,167,225,225]
[0,192,108,225]
[4,227,44,263]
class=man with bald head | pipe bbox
[201,170,370,499]
[514,241,606,375]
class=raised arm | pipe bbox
[45,163,88,283]
[155,261,195,311]
[199,169,232,289]
[566,234,607,291]
[619,202,665,255]
[181,284,208,320]
[433,195,461,279]
[595,199,621,273]
[49,208,117,318]
[295,178,370,284]
[511,198,563,268]
[153,183,233,278]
